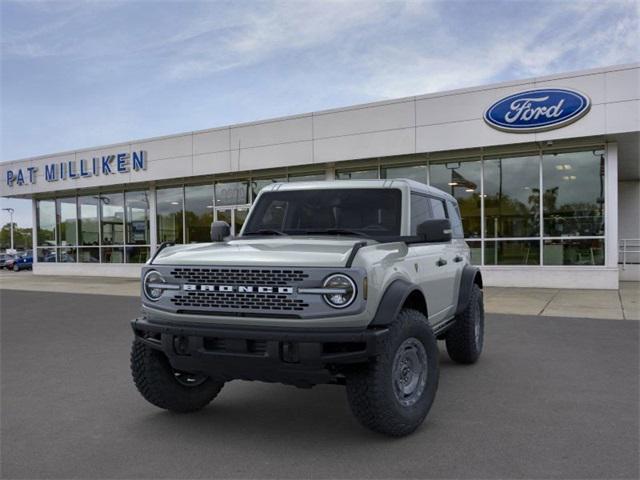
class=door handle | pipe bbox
[453,256,464,263]
[436,258,447,267]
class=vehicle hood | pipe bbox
[152,237,372,267]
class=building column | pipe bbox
[31,198,37,266]
[325,163,336,180]
[605,142,619,273]
[149,185,157,253]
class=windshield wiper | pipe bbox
[302,228,370,238]
[243,229,287,236]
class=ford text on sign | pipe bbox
[484,88,591,133]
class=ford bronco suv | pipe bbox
[131,180,484,436]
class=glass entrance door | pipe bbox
[215,206,249,236]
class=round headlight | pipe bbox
[143,270,165,301]
[323,274,357,309]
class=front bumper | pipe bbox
[131,317,389,387]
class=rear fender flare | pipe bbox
[455,265,483,316]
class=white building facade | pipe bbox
[2,63,639,289]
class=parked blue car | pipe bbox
[9,252,33,271]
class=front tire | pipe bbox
[12,264,19,272]
[131,340,224,413]
[345,309,439,437]
[445,283,484,364]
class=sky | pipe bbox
[1,0,639,228]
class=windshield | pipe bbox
[243,188,402,238]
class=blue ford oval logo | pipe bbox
[484,88,591,133]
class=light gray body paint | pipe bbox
[145,179,470,330]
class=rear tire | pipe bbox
[12,264,19,272]
[345,309,439,437]
[445,283,484,364]
[131,340,224,413]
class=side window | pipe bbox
[410,193,430,234]
[429,198,447,219]
[447,200,464,239]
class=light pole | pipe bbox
[2,207,15,251]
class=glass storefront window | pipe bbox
[543,238,604,265]
[101,247,124,263]
[215,181,248,206]
[78,196,99,246]
[430,159,481,238]
[251,177,287,198]
[125,191,150,245]
[78,247,99,263]
[56,197,77,246]
[542,150,605,237]
[382,164,428,185]
[185,184,214,243]
[37,247,56,262]
[157,187,184,243]
[58,247,76,263]
[484,240,540,265]
[288,172,325,182]
[336,169,378,180]
[126,246,150,263]
[235,207,249,235]
[484,155,540,238]
[36,200,56,246]
[100,193,124,245]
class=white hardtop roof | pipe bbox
[260,179,457,203]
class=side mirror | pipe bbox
[210,221,231,242]
[416,219,452,243]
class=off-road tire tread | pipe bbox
[345,309,439,437]
[131,339,224,413]
[445,284,483,364]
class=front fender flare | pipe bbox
[369,279,423,327]
[455,265,483,316]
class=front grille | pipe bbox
[170,267,309,286]
[171,291,309,311]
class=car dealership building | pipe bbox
[1,63,638,289]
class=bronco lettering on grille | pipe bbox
[183,284,295,294]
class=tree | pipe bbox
[0,223,32,251]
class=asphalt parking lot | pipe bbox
[1,290,638,479]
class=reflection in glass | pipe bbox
[252,177,287,198]
[56,197,77,246]
[37,247,56,262]
[235,208,249,236]
[484,240,540,265]
[288,172,325,182]
[101,193,124,245]
[430,159,481,238]
[336,169,378,180]
[37,200,56,246]
[382,164,428,184]
[484,155,540,238]
[58,247,76,263]
[78,196,99,246]
[185,184,214,243]
[78,247,100,263]
[101,247,124,263]
[125,191,150,245]
[543,239,604,265]
[542,150,605,237]
[215,181,248,206]
[126,246,150,263]
[157,187,184,243]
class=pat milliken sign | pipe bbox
[484,88,591,133]
[5,150,147,187]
